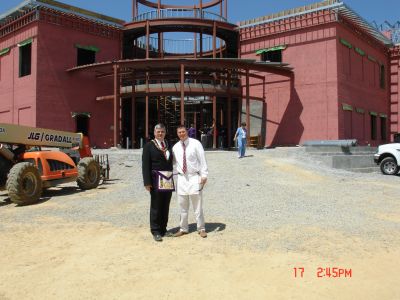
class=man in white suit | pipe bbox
[172,125,208,238]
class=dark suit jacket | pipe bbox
[142,140,173,187]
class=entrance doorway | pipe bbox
[74,113,90,136]
[124,96,240,149]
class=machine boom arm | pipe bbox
[0,123,82,148]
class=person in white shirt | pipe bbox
[172,125,208,238]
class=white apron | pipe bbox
[176,173,201,195]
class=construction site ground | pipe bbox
[0,147,399,300]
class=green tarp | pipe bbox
[18,38,32,47]
[340,38,352,49]
[75,44,100,52]
[71,112,91,118]
[342,103,353,111]
[355,47,365,56]
[256,45,286,55]
[0,47,10,56]
[355,108,365,114]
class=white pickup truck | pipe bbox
[374,143,400,175]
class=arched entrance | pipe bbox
[72,112,91,136]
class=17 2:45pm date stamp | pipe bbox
[293,267,352,278]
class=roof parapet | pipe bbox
[239,0,340,27]
[0,0,125,28]
[238,0,392,47]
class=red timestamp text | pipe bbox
[294,267,352,278]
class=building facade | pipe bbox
[239,0,393,146]
[0,0,398,148]
[0,1,124,147]
[391,45,400,136]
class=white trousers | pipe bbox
[177,193,205,232]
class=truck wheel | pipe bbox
[77,157,101,190]
[380,157,399,175]
[6,162,42,205]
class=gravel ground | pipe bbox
[1,147,399,255]
[1,147,400,299]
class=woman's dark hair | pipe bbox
[241,122,246,126]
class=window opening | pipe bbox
[261,50,282,63]
[75,114,90,136]
[77,48,96,66]
[19,43,31,77]
[370,115,377,140]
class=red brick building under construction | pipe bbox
[0,0,398,148]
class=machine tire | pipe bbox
[6,162,42,205]
[77,157,101,190]
[380,157,399,175]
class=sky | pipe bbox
[0,0,399,26]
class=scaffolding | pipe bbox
[373,21,400,44]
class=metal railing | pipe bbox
[136,36,225,54]
[133,8,227,22]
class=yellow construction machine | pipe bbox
[0,123,109,205]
